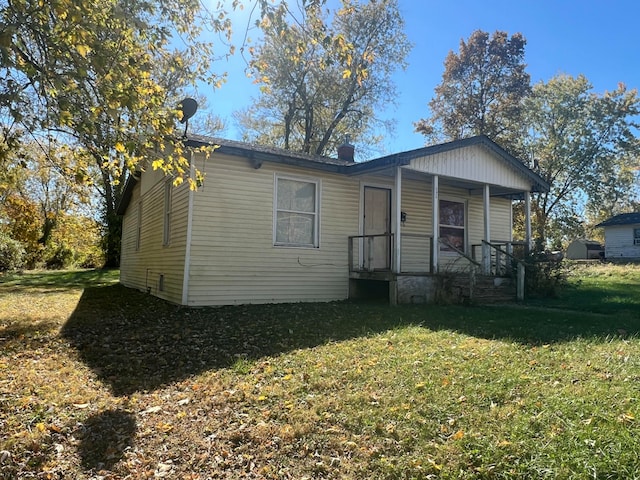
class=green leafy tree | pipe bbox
[238,0,411,157]
[523,74,640,245]
[415,30,530,156]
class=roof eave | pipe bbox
[116,173,139,216]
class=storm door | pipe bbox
[363,186,391,270]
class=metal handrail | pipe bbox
[482,240,526,301]
[439,238,481,267]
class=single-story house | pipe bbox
[117,134,549,306]
[565,239,604,260]
[596,212,640,261]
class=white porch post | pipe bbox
[394,166,402,273]
[524,192,532,254]
[482,184,491,275]
[432,175,439,273]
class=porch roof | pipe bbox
[347,135,550,194]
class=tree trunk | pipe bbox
[97,154,125,268]
[103,210,122,268]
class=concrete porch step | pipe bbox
[450,274,515,304]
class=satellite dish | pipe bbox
[178,98,198,139]
[179,98,198,124]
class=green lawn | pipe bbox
[1,265,639,479]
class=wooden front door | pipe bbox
[363,186,391,270]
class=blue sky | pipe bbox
[201,0,640,158]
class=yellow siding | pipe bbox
[119,174,190,304]
[396,182,513,272]
[399,178,432,272]
[186,153,360,305]
[409,145,532,191]
[120,146,519,305]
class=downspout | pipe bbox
[181,150,195,306]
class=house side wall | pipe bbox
[409,145,532,191]
[604,225,640,259]
[119,174,190,304]
[186,152,359,306]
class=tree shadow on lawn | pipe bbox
[61,284,640,396]
[75,409,136,472]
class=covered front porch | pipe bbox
[344,136,548,304]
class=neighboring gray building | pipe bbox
[596,213,640,261]
[566,239,604,260]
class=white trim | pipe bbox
[525,192,532,251]
[432,175,439,272]
[482,184,491,274]
[181,151,195,306]
[358,180,393,235]
[394,167,402,273]
[359,180,393,268]
[273,173,321,248]
[509,198,514,242]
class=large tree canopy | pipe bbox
[237,0,411,158]
[523,74,640,245]
[0,0,237,265]
[416,29,640,247]
[415,29,530,156]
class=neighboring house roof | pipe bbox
[596,213,640,227]
[116,134,550,215]
[569,239,603,248]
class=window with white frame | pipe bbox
[439,199,466,252]
[163,181,172,246]
[274,175,319,247]
[136,201,142,251]
[634,228,640,246]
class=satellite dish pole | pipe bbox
[179,98,198,139]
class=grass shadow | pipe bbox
[529,284,640,315]
[61,283,640,396]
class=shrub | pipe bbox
[45,245,75,270]
[525,254,568,298]
[0,232,25,271]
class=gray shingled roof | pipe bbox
[186,134,351,170]
[117,134,549,215]
[596,212,640,227]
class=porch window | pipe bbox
[634,228,640,246]
[274,176,319,247]
[439,199,465,252]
